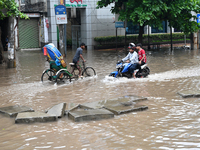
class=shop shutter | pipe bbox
[19,18,39,49]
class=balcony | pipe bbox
[20,0,47,13]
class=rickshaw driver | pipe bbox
[71,43,86,78]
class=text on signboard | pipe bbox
[70,0,82,4]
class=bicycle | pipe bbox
[69,61,96,80]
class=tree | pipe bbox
[0,0,28,63]
[97,0,200,44]
[0,0,28,19]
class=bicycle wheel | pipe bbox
[82,67,96,77]
[55,71,71,83]
[41,69,56,82]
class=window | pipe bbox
[174,28,181,32]
[151,21,167,33]
[126,22,141,34]
[21,0,25,4]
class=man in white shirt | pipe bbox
[121,43,138,78]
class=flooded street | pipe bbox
[1,48,200,150]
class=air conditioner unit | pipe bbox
[30,0,46,4]
[30,0,38,4]
[38,0,46,2]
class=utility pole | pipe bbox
[64,0,67,58]
[148,25,150,50]
[170,26,173,51]
[18,0,20,48]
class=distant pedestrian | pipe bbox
[5,36,8,51]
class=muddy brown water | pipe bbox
[0,48,200,149]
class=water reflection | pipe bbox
[0,48,200,149]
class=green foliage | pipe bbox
[96,0,200,37]
[94,33,189,45]
[0,0,28,19]
[67,39,72,46]
[94,35,132,44]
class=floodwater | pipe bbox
[1,47,200,150]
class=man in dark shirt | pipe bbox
[72,43,86,78]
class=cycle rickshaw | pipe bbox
[41,44,72,83]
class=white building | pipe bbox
[48,0,117,50]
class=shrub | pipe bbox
[94,33,190,45]
[67,39,72,46]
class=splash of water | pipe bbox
[102,66,200,84]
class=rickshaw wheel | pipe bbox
[41,69,56,82]
[55,71,71,83]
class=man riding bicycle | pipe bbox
[71,43,86,78]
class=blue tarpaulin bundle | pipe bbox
[43,43,63,66]
[42,43,62,61]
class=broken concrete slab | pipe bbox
[177,90,200,98]
[15,112,57,123]
[82,95,147,109]
[64,103,79,115]
[68,106,114,122]
[123,95,147,102]
[0,105,34,117]
[103,104,148,115]
[46,103,66,118]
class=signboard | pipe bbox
[25,13,40,17]
[70,0,82,4]
[54,4,87,8]
[60,0,64,5]
[65,4,87,7]
[115,22,124,28]
[197,14,200,24]
[55,5,67,24]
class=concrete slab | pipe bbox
[46,103,66,118]
[124,95,147,102]
[103,103,148,115]
[64,103,79,115]
[82,95,147,109]
[0,105,34,117]
[68,106,114,122]
[15,112,57,124]
[177,90,200,98]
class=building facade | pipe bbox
[17,0,48,49]
[0,0,197,53]
[48,0,116,50]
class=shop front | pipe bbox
[19,13,40,49]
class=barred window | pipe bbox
[21,0,25,4]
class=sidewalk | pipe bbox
[96,43,190,51]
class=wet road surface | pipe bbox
[0,48,200,149]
